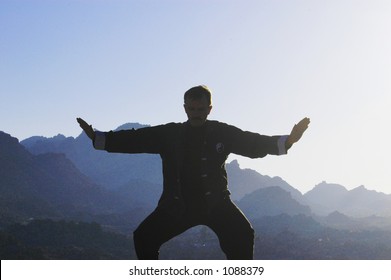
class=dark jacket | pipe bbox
[98,120,284,212]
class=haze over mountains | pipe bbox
[1,123,391,259]
[2,123,391,223]
[18,123,391,218]
[21,123,163,189]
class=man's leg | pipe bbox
[207,198,254,260]
[133,208,192,259]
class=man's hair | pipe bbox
[184,85,212,106]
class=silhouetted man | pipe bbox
[77,85,310,259]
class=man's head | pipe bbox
[184,85,213,127]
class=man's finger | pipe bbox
[77,117,86,126]
[77,118,91,130]
[297,117,310,126]
[294,118,310,132]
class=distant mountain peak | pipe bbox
[115,123,150,131]
[327,210,349,219]
[0,131,32,160]
[237,186,311,219]
[305,181,348,197]
[305,181,391,217]
[351,185,368,192]
[228,159,240,168]
[0,131,18,143]
[314,181,348,190]
[225,159,305,203]
[21,133,75,148]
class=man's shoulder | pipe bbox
[207,120,225,126]
[151,122,186,133]
[148,122,183,128]
[207,120,236,130]
[161,122,186,128]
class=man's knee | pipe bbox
[240,225,255,247]
[220,225,254,260]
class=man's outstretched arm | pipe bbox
[76,117,164,153]
[285,117,311,150]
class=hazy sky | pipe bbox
[1,0,390,194]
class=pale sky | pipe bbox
[1,0,390,195]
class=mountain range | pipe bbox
[20,124,391,217]
[304,181,391,217]
[21,123,163,189]
[1,123,391,230]
[2,124,391,259]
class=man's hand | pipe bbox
[76,117,95,141]
[286,117,310,149]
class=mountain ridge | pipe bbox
[2,128,391,260]
[304,181,391,217]
[1,125,390,225]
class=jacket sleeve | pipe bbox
[223,124,288,158]
[93,125,165,154]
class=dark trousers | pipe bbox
[133,198,254,259]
